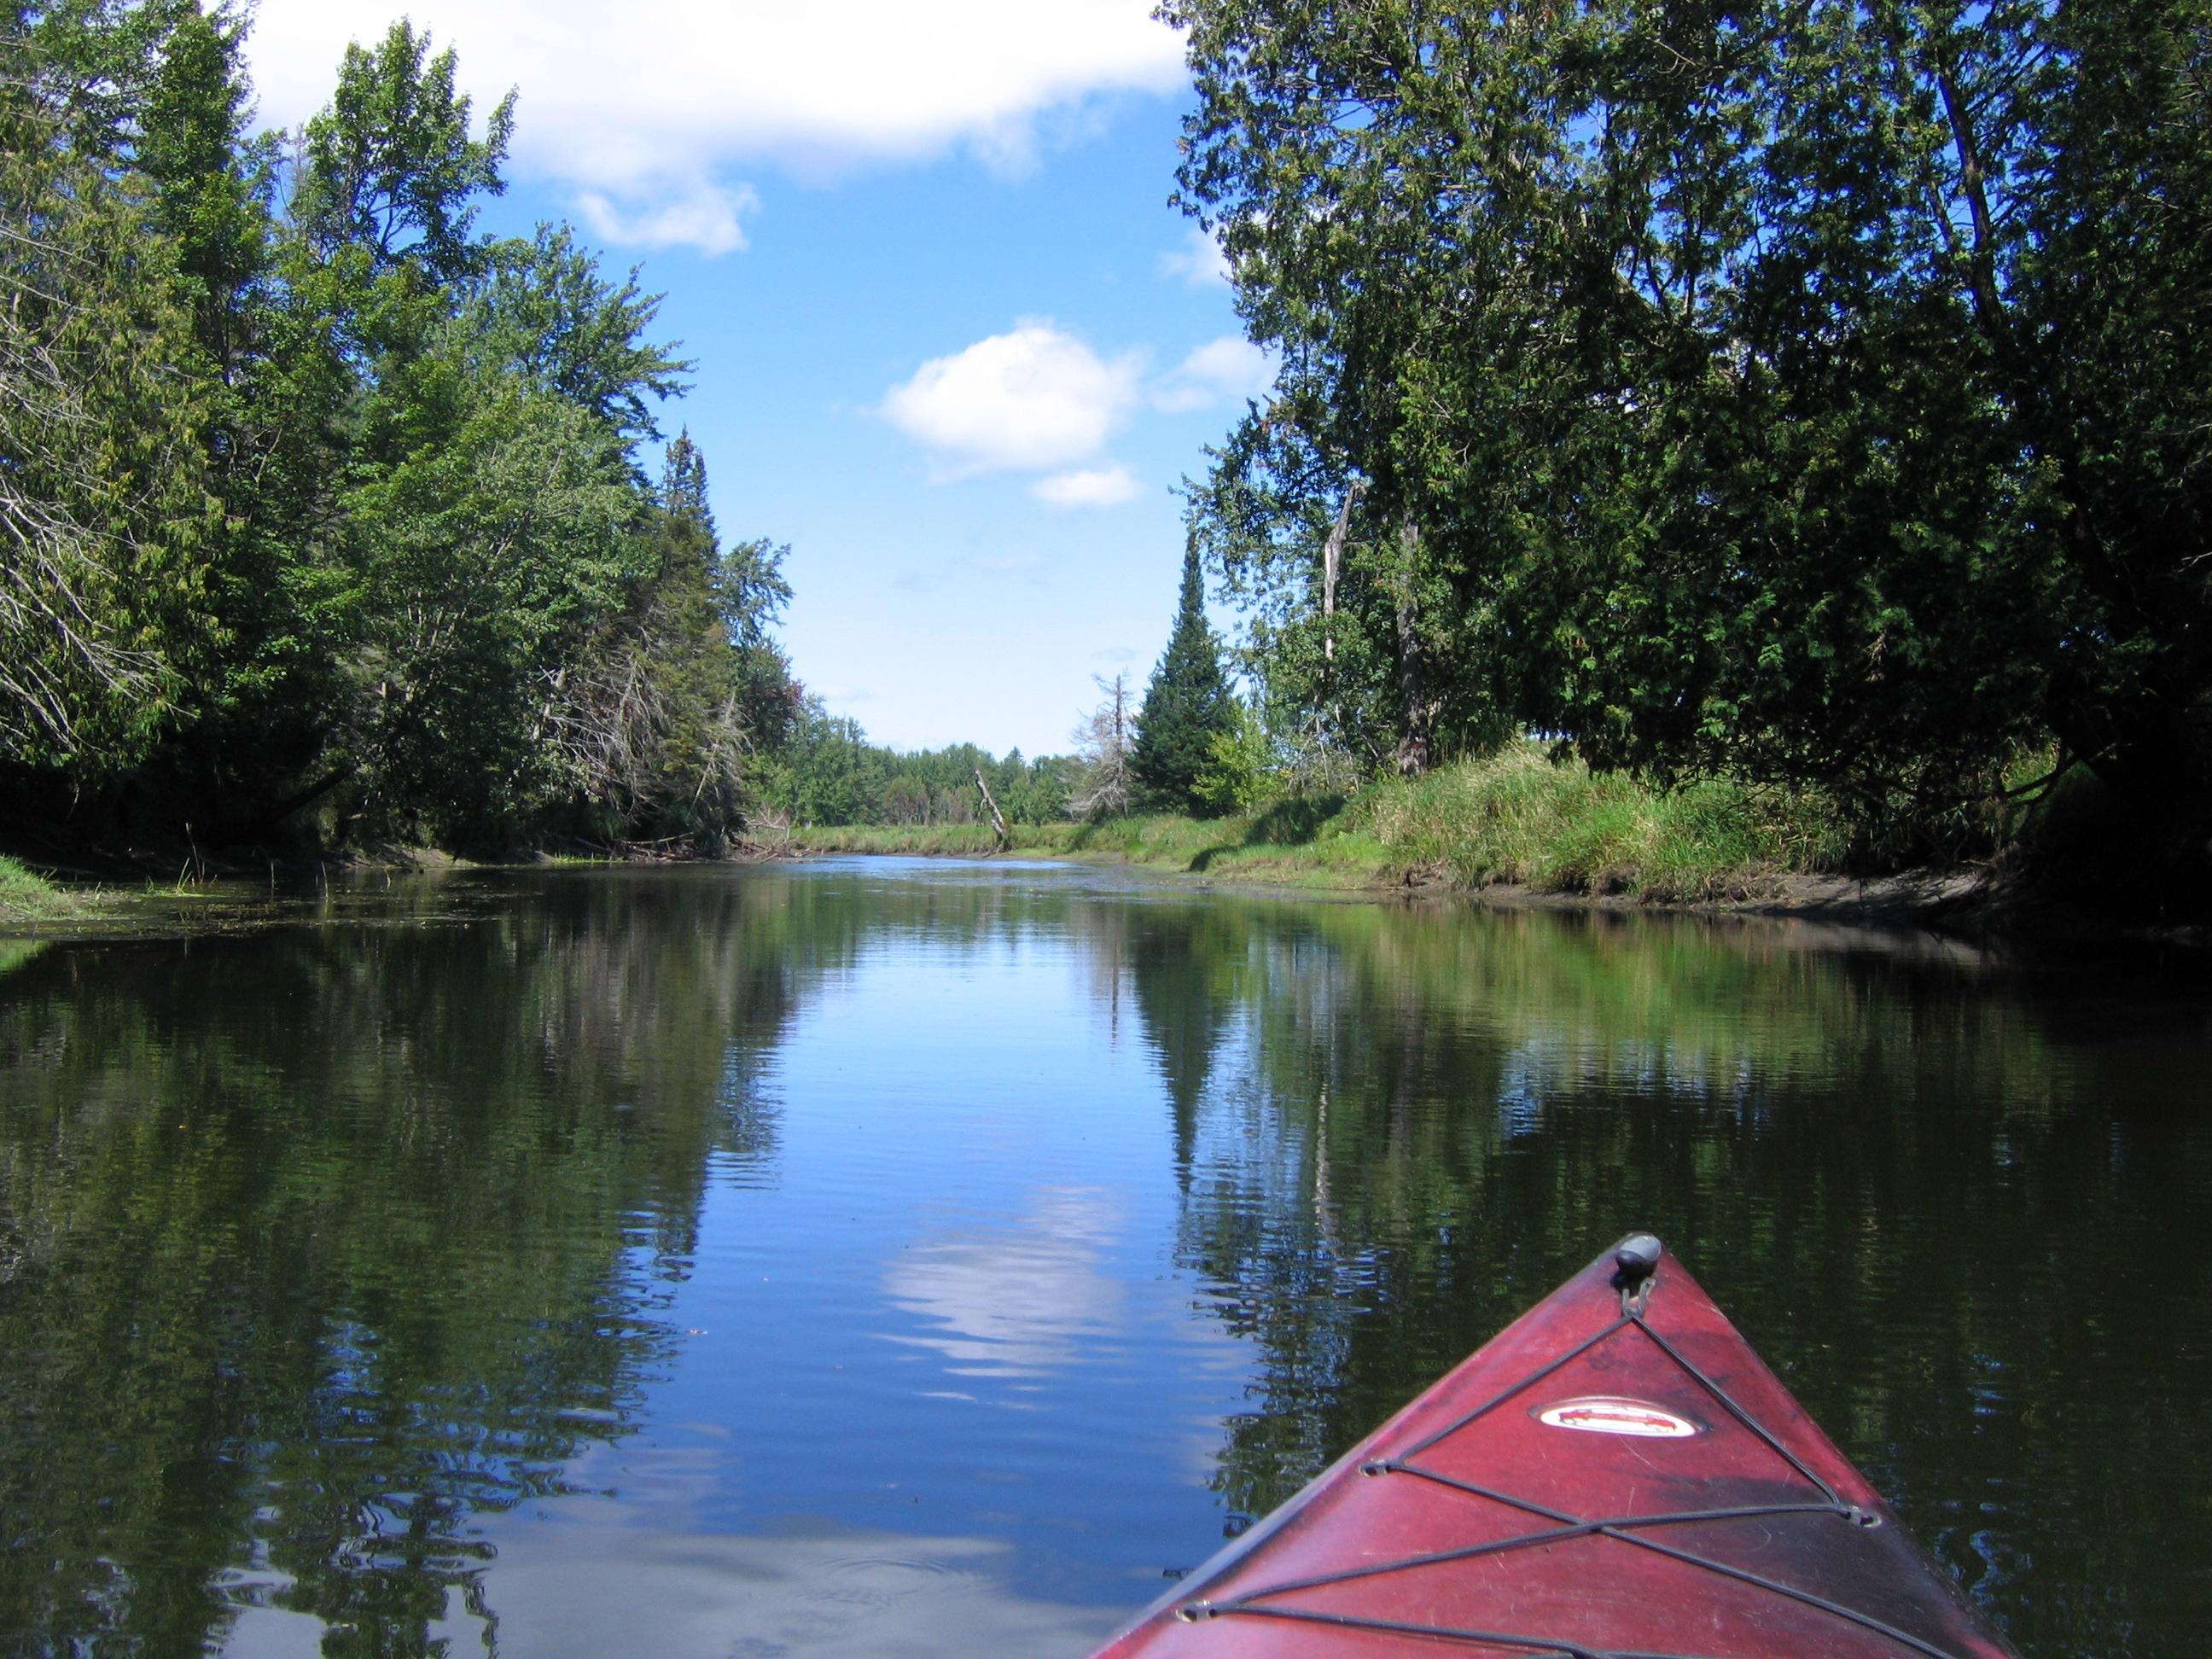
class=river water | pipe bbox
[0,859,2205,1656]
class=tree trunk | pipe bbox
[1320,480,1365,667]
[974,768,1011,851]
[1392,516,1438,777]
[261,765,355,829]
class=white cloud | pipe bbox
[1152,335,1277,413]
[1031,466,1141,509]
[880,323,1142,479]
[1159,224,1230,286]
[575,179,760,256]
[244,2,1186,253]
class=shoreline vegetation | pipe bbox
[775,743,2112,928]
[2,742,2190,940]
[782,747,1843,899]
[0,856,85,926]
[9,5,2209,936]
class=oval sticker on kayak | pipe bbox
[1535,1397,1701,1438]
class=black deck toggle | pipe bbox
[1613,1233,1664,1287]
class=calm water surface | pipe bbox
[1,859,2207,1656]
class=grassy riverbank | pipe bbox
[784,746,1855,902]
[0,855,92,925]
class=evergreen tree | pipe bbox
[0,24,216,771]
[1132,539,1236,813]
[138,3,265,379]
[1168,0,2212,852]
[538,431,795,847]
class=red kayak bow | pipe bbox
[1094,1236,2017,1658]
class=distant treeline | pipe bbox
[760,539,1252,831]
[3,4,798,855]
[1167,0,2212,870]
[762,701,1074,828]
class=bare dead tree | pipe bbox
[973,766,1010,850]
[1067,671,1134,820]
[534,592,749,838]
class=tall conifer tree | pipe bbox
[1132,539,1235,813]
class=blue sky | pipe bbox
[244,3,1263,759]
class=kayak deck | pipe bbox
[1093,1237,2017,1658]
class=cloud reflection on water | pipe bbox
[224,1511,1117,1658]
[451,1516,1116,1657]
[219,1433,1130,1657]
[882,1187,1126,1380]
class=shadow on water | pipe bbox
[0,863,2205,1656]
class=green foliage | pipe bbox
[759,701,883,827]
[1168,0,2212,859]
[294,19,514,282]
[1132,541,1237,812]
[538,434,800,847]
[0,27,218,770]
[466,225,690,445]
[342,382,642,843]
[137,3,266,371]
[0,4,801,853]
[762,708,1071,829]
[1193,698,1279,817]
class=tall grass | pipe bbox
[0,855,87,924]
[784,745,1849,901]
[1339,745,1848,899]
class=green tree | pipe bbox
[1167,0,2212,859]
[341,381,642,843]
[279,24,716,847]
[1193,697,1278,816]
[126,1,352,830]
[16,0,201,162]
[0,23,216,771]
[1132,540,1237,813]
[538,433,795,847]
[0,3,805,859]
[137,2,265,377]
[1188,422,1405,788]
[294,19,514,284]
[765,700,888,826]
[2011,0,2212,850]
[467,224,688,448]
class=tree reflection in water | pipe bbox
[0,874,817,1654]
[0,867,2207,1659]
[1117,899,2212,1656]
